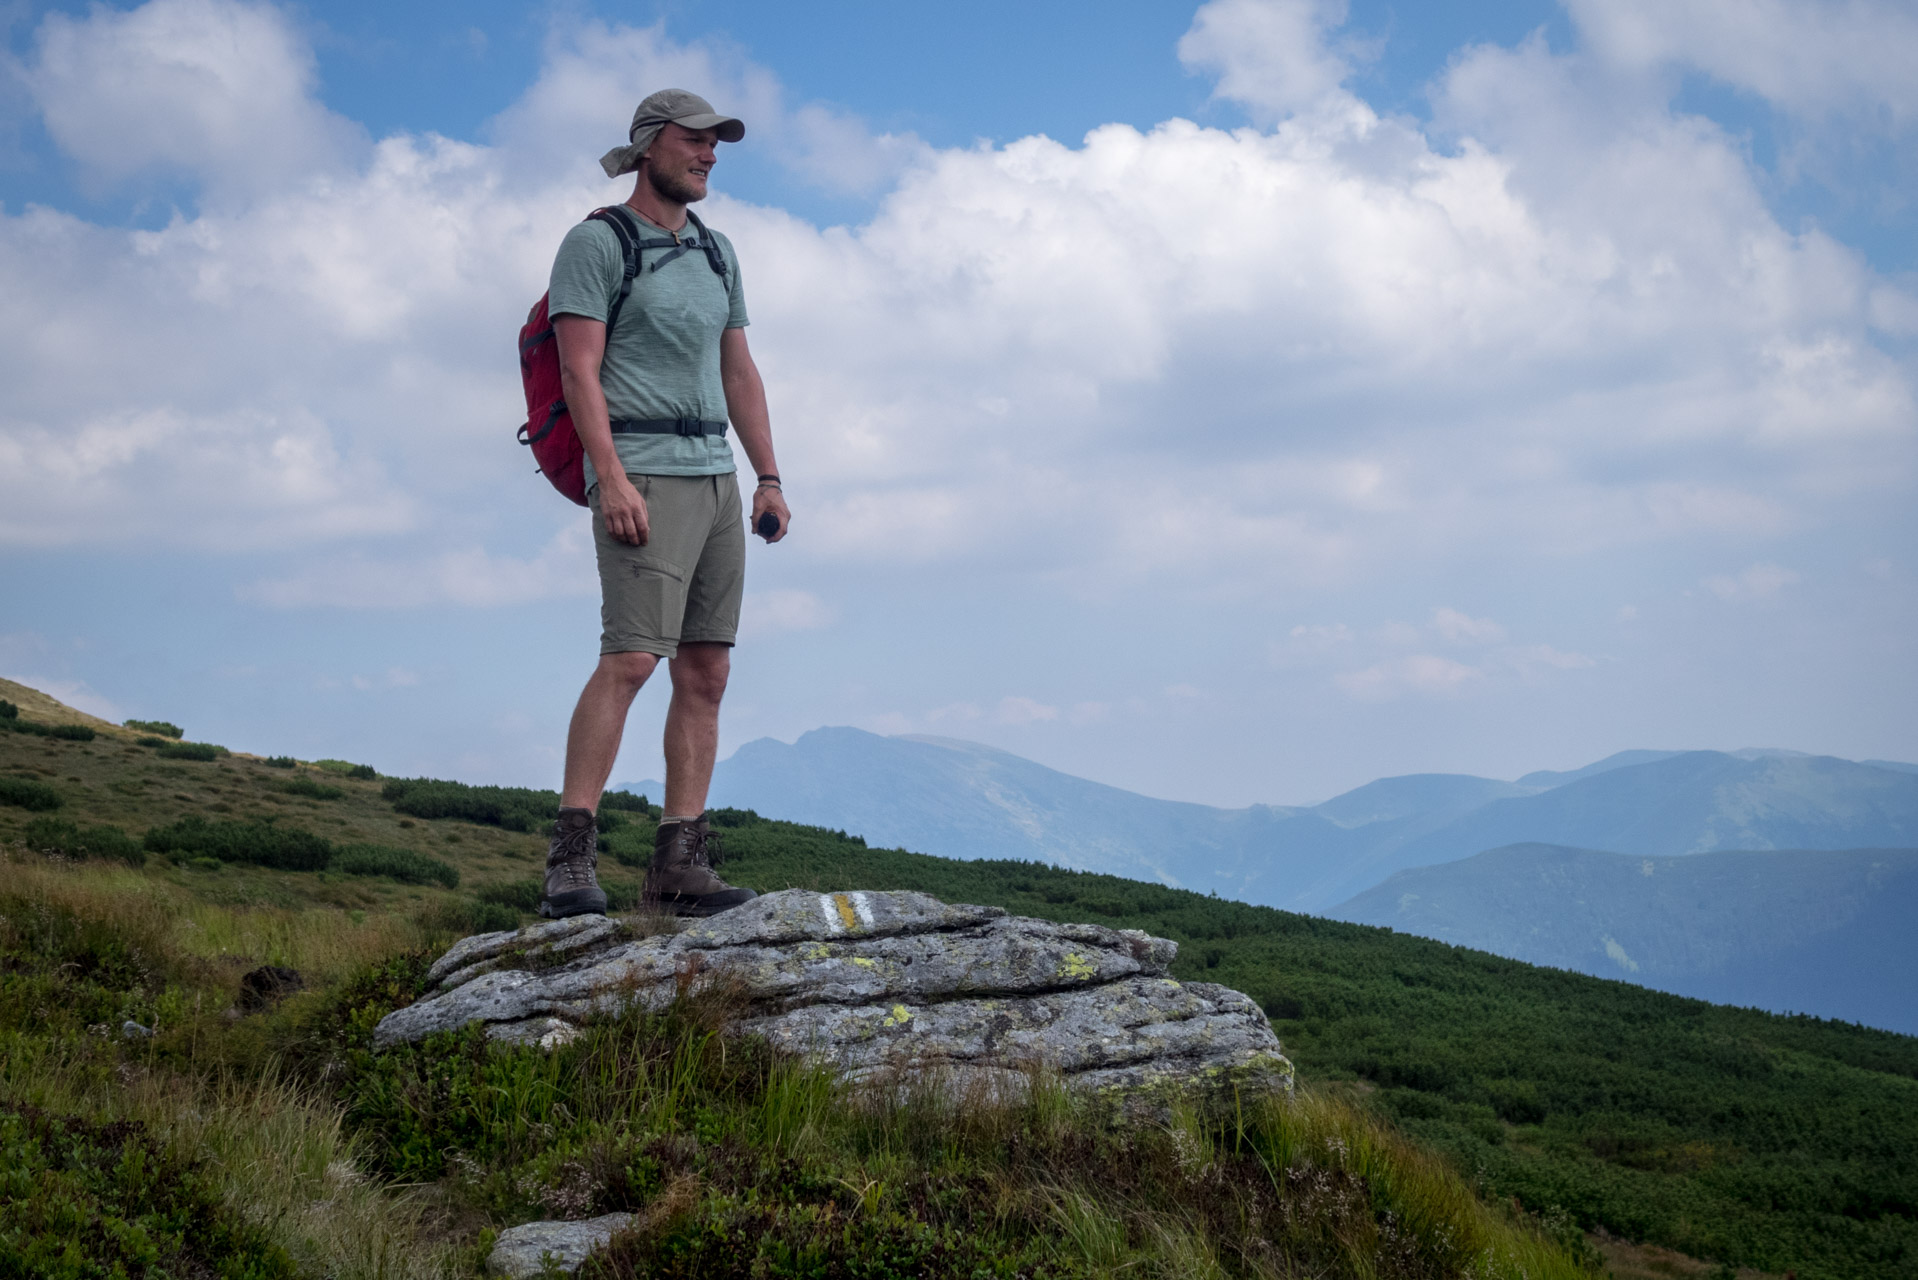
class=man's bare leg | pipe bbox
[661,642,730,815]
[644,642,752,916]
[560,651,660,810]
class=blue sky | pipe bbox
[1,0,1914,807]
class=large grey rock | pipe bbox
[487,1212,634,1276]
[378,890,1292,1106]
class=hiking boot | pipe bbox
[538,806,608,919]
[643,817,756,917]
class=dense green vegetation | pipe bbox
[692,806,1918,1280]
[22,816,147,865]
[1,1100,298,1279]
[1,770,1583,1278]
[327,990,1583,1280]
[0,775,65,811]
[3,692,1913,1277]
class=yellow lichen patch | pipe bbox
[804,941,831,960]
[1059,952,1097,981]
[852,956,876,969]
[831,893,860,931]
[882,1003,913,1027]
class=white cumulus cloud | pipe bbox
[22,0,364,199]
[1565,0,1918,122]
[0,0,1907,641]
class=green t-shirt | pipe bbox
[547,208,749,485]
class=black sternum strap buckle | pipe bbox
[674,417,701,437]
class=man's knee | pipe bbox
[671,644,730,705]
[598,650,660,693]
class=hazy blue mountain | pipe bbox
[1514,749,1683,789]
[624,727,1365,903]
[1310,774,1536,826]
[1867,759,1918,775]
[619,734,1918,912]
[1330,843,1918,1034]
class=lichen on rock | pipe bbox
[377,889,1292,1109]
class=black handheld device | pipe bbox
[756,511,780,540]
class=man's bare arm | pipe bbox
[721,326,789,542]
[555,313,648,545]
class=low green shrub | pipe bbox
[315,759,378,780]
[331,844,460,889]
[475,878,541,912]
[263,755,298,769]
[382,777,559,832]
[0,699,15,719]
[3,718,95,741]
[279,777,344,801]
[601,789,656,814]
[0,776,64,811]
[467,900,520,933]
[156,741,222,761]
[123,718,184,738]
[143,817,333,872]
[21,816,146,865]
[0,1102,298,1280]
[603,823,655,868]
[137,735,171,748]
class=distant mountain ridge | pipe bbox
[618,729,1918,912]
[1331,843,1918,1034]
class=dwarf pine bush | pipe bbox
[330,844,460,889]
[0,776,63,811]
[3,719,95,741]
[143,817,332,872]
[315,759,378,779]
[382,777,560,832]
[123,718,184,738]
[156,741,222,761]
[21,817,145,866]
[475,878,542,912]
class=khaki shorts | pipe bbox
[590,472,744,657]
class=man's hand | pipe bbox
[751,483,790,543]
[600,473,650,546]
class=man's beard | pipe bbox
[646,163,706,206]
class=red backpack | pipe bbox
[516,205,728,505]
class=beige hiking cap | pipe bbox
[600,89,745,178]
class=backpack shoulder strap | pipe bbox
[586,206,645,333]
[682,209,731,285]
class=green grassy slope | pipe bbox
[693,812,1918,1280]
[4,693,1912,1277]
[1,714,1592,1279]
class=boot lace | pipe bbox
[684,824,725,869]
[550,817,599,886]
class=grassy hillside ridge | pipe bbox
[0,675,131,736]
[1333,842,1918,1032]
[0,716,1592,1276]
[2,681,1910,1276]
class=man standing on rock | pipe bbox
[539,89,788,921]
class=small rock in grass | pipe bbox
[487,1213,636,1277]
